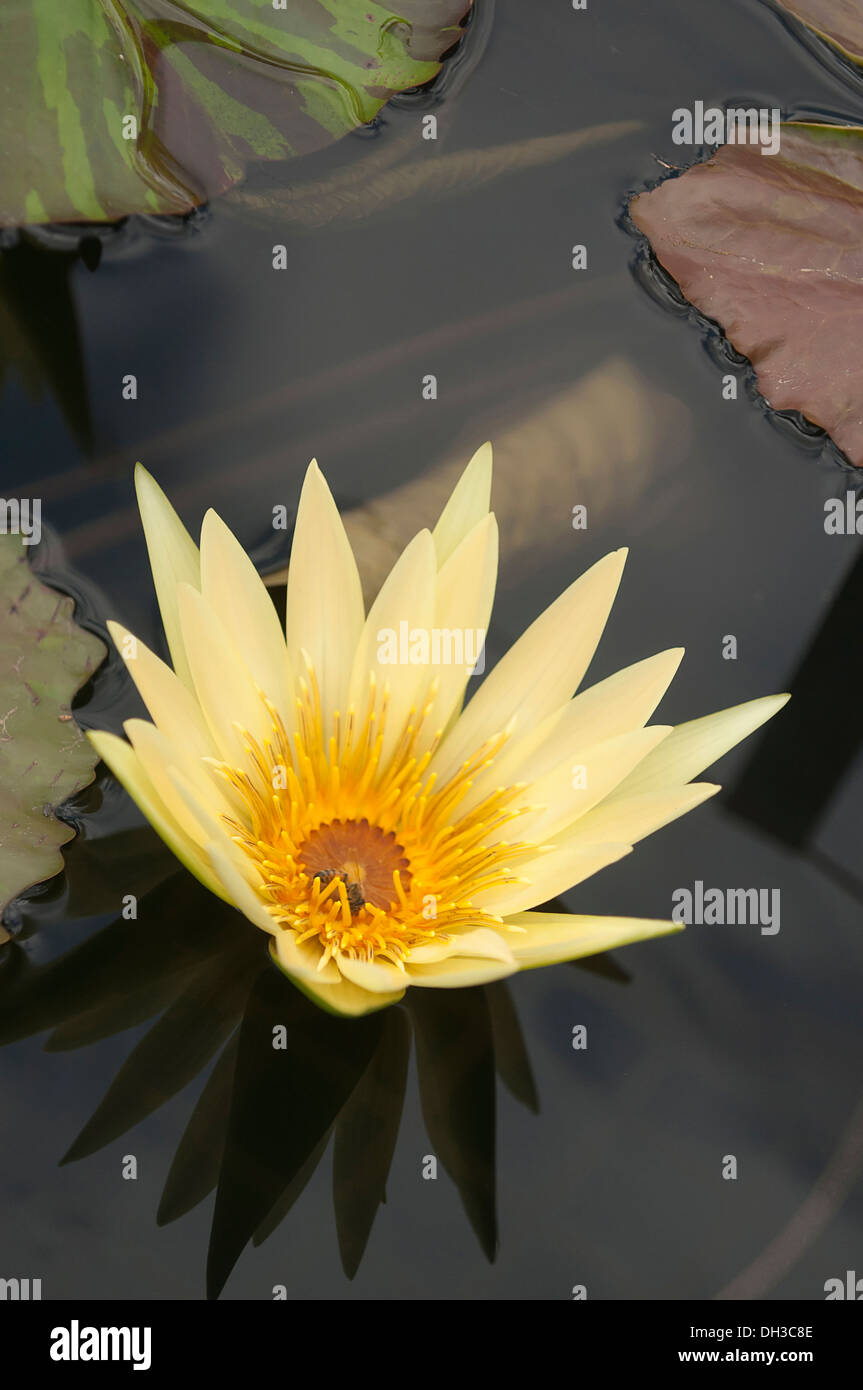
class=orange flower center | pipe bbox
[297,818,411,913]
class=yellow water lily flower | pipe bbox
[89,449,787,1016]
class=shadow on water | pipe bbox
[0,814,529,1296]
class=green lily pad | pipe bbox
[773,0,863,64]
[630,122,863,466]
[0,534,105,933]
[2,0,473,228]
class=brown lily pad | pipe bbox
[773,1,863,63]
[631,122,863,465]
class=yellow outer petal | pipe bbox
[269,940,404,1015]
[347,529,436,768]
[426,512,499,738]
[134,463,200,691]
[122,718,234,848]
[107,621,215,761]
[87,730,228,902]
[200,509,294,732]
[177,583,272,763]
[286,460,364,732]
[336,956,407,993]
[205,840,277,936]
[459,647,684,813]
[408,926,515,965]
[432,441,493,567]
[503,911,683,968]
[569,781,719,847]
[405,955,517,988]
[431,548,627,785]
[609,693,790,800]
[498,723,671,845]
[477,842,632,917]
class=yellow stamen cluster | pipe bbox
[214,667,538,972]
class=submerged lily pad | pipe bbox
[2,0,473,227]
[631,123,863,465]
[0,535,105,931]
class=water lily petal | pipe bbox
[122,718,235,847]
[503,911,683,968]
[336,956,407,993]
[570,782,719,846]
[205,839,278,935]
[347,528,436,768]
[177,583,272,764]
[200,509,294,731]
[107,621,216,760]
[87,730,228,901]
[425,512,499,738]
[405,955,517,988]
[272,927,341,982]
[477,842,633,916]
[432,441,493,566]
[408,926,514,964]
[134,464,200,690]
[459,647,684,813]
[270,941,406,1016]
[286,460,364,733]
[606,693,790,800]
[495,723,671,844]
[431,548,628,785]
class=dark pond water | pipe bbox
[2,0,863,1300]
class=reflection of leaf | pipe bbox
[0,535,105,931]
[60,824,180,922]
[61,942,260,1162]
[409,987,497,1260]
[333,1008,410,1277]
[2,0,473,227]
[251,1128,331,1247]
[773,1,863,63]
[631,124,863,466]
[0,874,245,1043]
[0,241,93,450]
[158,1032,240,1226]
[207,967,383,1299]
[485,982,538,1114]
[231,122,642,228]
